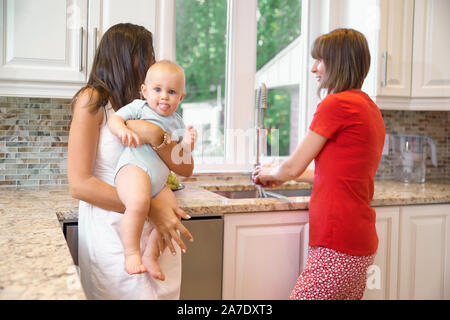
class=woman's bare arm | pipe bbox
[68,90,126,213]
[253,131,326,186]
[126,120,194,177]
[294,168,315,184]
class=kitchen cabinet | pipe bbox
[372,0,450,109]
[364,203,450,300]
[398,204,450,299]
[363,206,400,300]
[0,0,91,97]
[222,211,309,300]
[223,204,449,300]
[0,0,157,98]
[337,0,450,110]
[410,0,450,98]
[376,0,414,97]
[222,207,400,300]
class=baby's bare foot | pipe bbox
[124,253,147,275]
[142,253,165,281]
[142,248,165,281]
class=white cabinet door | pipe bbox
[363,206,400,300]
[398,204,450,299]
[0,0,88,83]
[222,211,309,300]
[0,0,157,98]
[95,0,156,40]
[411,0,450,97]
[86,0,157,79]
[377,0,414,97]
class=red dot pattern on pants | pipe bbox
[289,246,375,300]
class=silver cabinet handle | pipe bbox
[93,27,98,56]
[381,51,387,87]
[79,27,84,72]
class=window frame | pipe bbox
[155,0,315,173]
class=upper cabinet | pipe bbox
[376,0,414,97]
[411,0,450,98]
[0,0,92,98]
[0,0,157,99]
[337,0,450,110]
[373,0,450,110]
[0,0,88,82]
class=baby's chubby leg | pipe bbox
[115,165,151,275]
[142,186,180,281]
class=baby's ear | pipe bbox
[140,84,147,99]
[179,92,186,102]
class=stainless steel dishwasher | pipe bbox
[180,214,223,300]
[62,214,223,299]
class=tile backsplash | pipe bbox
[376,110,449,180]
[1,96,449,187]
[0,97,71,186]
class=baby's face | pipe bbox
[142,65,186,117]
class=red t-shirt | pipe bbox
[308,89,385,256]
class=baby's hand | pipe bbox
[119,127,141,148]
[183,126,197,146]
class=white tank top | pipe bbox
[92,102,124,185]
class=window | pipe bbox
[165,0,303,171]
[255,0,302,156]
[175,0,227,158]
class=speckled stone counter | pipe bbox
[1,178,449,299]
[0,188,84,300]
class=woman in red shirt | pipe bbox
[253,28,385,300]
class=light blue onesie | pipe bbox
[113,99,185,197]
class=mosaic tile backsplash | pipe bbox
[0,97,71,186]
[0,96,449,187]
[377,110,449,180]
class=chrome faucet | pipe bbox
[254,83,268,198]
[255,83,267,167]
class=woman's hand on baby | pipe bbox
[149,199,194,255]
[119,127,141,148]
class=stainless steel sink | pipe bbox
[266,188,312,197]
[212,190,262,199]
[212,188,312,199]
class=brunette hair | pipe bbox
[311,28,370,96]
[71,23,155,113]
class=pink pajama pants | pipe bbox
[289,246,375,300]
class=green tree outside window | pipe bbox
[176,0,302,157]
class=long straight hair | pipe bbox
[311,28,371,97]
[71,23,155,113]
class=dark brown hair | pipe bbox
[311,28,370,96]
[71,23,155,113]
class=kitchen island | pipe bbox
[1,178,449,299]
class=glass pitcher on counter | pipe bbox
[390,134,438,183]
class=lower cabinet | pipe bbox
[223,204,450,300]
[397,204,450,300]
[222,211,309,300]
[363,206,400,300]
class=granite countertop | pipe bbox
[1,178,450,299]
[0,188,85,300]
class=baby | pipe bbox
[108,60,197,279]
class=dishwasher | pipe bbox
[62,214,223,300]
[180,214,223,300]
